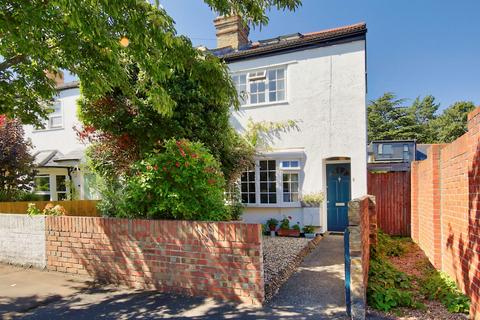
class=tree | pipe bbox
[433,101,475,143]
[0,0,301,125]
[368,93,476,143]
[0,116,36,200]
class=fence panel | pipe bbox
[367,171,410,236]
[0,200,99,217]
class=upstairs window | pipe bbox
[232,67,287,106]
[36,101,63,130]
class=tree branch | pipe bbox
[0,55,26,72]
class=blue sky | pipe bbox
[160,0,480,111]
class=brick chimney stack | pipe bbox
[213,15,249,49]
[45,70,65,87]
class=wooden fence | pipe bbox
[0,200,99,217]
[367,171,411,236]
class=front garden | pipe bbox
[368,231,470,319]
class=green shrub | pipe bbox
[420,271,470,313]
[27,203,42,216]
[376,230,407,257]
[119,139,229,221]
[292,224,300,231]
[367,251,416,311]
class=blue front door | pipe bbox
[327,163,351,232]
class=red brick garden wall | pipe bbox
[411,107,480,319]
[45,216,264,305]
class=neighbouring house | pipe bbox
[25,17,368,233]
[212,17,368,233]
[23,76,97,201]
[368,140,417,172]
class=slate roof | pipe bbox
[212,22,367,62]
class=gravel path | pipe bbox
[262,236,321,301]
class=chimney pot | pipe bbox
[213,15,249,49]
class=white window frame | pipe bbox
[34,100,64,131]
[34,173,70,201]
[231,65,288,107]
[240,157,302,208]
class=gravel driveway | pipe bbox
[262,236,320,301]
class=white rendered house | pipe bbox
[213,17,368,233]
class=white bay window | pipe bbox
[240,158,301,206]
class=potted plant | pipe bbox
[303,225,316,238]
[301,192,325,207]
[266,218,279,236]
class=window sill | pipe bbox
[33,127,64,133]
[240,100,289,109]
[243,202,301,209]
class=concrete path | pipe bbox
[266,234,347,319]
[1,235,347,319]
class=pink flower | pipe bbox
[175,162,180,167]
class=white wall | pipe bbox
[229,40,367,229]
[0,214,46,268]
[24,87,85,154]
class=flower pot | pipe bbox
[270,231,276,237]
[304,233,316,239]
[277,228,300,237]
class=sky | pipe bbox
[159,0,480,111]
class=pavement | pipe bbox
[0,235,348,319]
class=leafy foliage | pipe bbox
[0,0,301,125]
[368,232,417,312]
[301,192,325,206]
[279,218,290,230]
[0,116,37,201]
[27,203,67,216]
[115,139,229,221]
[420,271,470,313]
[368,93,475,143]
[376,230,407,257]
[303,225,315,233]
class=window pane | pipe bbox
[251,94,257,104]
[260,182,268,192]
[291,174,299,182]
[56,176,66,191]
[277,69,284,78]
[240,167,255,204]
[57,193,67,201]
[269,92,276,102]
[49,116,62,128]
[283,193,291,202]
[260,193,268,203]
[291,161,299,168]
[268,70,276,79]
[51,103,62,115]
[277,91,285,101]
[35,176,50,192]
[269,194,277,203]
[277,80,285,90]
[268,171,276,181]
[258,93,265,103]
[249,194,256,203]
[241,183,248,192]
[38,194,51,201]
[268,160,276,169]
[260,161,268,170]
[269,81,276,91]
